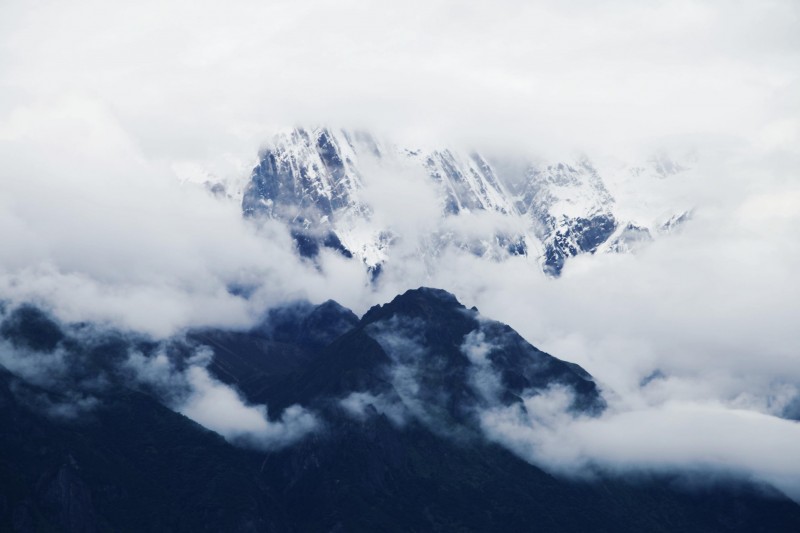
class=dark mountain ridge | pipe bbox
[1,290,799,531]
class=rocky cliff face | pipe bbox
[241,127,692,275]
[503,158,617,274]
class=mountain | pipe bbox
[227,287,605,423]
[239,128,693,275]
[0,368,278,532]
[3,290,800,531]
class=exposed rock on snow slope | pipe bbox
[239,127,694,276]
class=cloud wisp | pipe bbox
[126,345,319,450]
[0,305,319,451]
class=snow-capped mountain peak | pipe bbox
[238,127,693,276]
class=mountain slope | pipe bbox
[200,289,800,533]
[240,127,692,275]
[0,367,277,532]
[2,291,799,532]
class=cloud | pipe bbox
[2,0,798,165]
[461,329,503,404]
[179,365,318,450]
[1,0,797,335]
[8,379,101,421]
[364,313,800,502]
[0,0,799,501]
[126,345,318,450]
[397,172,800,498]
[0,304,319,450]
[480,385,800,501]
[339,391,408,427]
[366,317,446,430]
[0,95,374,336]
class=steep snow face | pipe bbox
[242,128,533,268]
[239,127,693,275]
[415,150,516,216]
[242,129,383,262]
[500,158,618,275]
[243,128,369,224]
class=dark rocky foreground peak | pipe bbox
[1,290,799,532]
[361,286,464,324]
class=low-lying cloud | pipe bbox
[125,344,319,450]
[0,307,319,450]
[180,364,318,449]
[480,385,800,501]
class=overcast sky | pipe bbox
[2,0,798,166]
[1,0,799,501]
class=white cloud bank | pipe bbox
[481,385,800,501]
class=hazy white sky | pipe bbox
[1,0,798,168]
